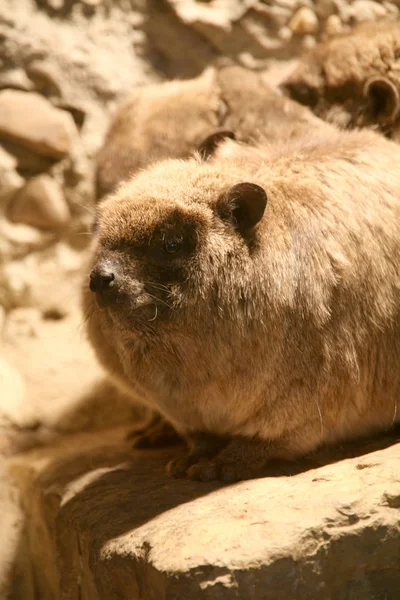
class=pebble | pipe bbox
[0,90,77,159]
[289,7,319,35]
[0,69,35,92]
[26,60,63,98]
[0,260,34,310]
[278,26,293,42]
[325,14,343,36]
[5,307,41,339]
[47,0,64,9]
[276,0,313,8]
[351,0,387,22]
[302,34,317,49]
[0,146,24,203]
[383,2,399,16]
[7,175,71,230]
[0,355,27,428]
[315,0,336,19]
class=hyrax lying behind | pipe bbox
[95,64,329,199]
[83,129,400,482]
[283,20,400,140]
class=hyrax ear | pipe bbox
[198,129,236,160]
[363,77,399,122]
[218,182,267,234]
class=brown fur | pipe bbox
[83,128,400,481]
[283,20,400,139]
[95,64,328,200]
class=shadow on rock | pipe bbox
[8,421,400,598]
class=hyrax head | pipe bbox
[87,159,267,328]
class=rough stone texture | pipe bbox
[289,7,320,34]
[0,355,29,429]
[8,175,71,230]
[0,147,23,204]
[347,0,387,22]
[324,14,344,36]
[0,90,77,159]
[2,310,144,443]
[0,461,25,600]
[7,430,400,600]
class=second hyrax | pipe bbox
[83,129,400,482]
[95,64,328,199]
[283,20,400,139]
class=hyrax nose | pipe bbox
[89,266,115,293]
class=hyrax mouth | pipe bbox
[89,260,145,311]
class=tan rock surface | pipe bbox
[0,146,23,203]
[0,461,25,600]
[350,0,387,23]
[0,90,77,159]
[8,175,71,230]
[7,430,400,599]
[289,7,319,34]
[0,355,30,429]
[2,309,142,441]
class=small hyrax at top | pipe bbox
[283,20,400,140]
[83,128,400,482]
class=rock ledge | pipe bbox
[8,430,400,600]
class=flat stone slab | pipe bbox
[8,428,400,599]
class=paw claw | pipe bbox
[220,465,239,483]
[167,457,190,478]
[187,461,218,482]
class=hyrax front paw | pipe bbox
[168,436,282,483]
[167,432,229,479]
[187,459,240,483]
[168,452,249,483]
[167,455,202,478]
[128,417,181,449]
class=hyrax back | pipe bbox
[283,20,400,139]
[95,68,221,200]
[95,64,328,200]
[84,129,400,482]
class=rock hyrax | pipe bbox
[283,20,400,139]
[83,129,400,482]
[95,64,328,200]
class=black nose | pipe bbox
[89,267,115,293]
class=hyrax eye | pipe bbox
[163,237,183,254]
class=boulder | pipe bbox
[0,146,23,204]
[0,91,77,159]
[289,7,319,34]
[0,355,34,430]
[7,175,71,230]
[7,429,400,599]
[3,310,141,434]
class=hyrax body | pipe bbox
[95,64,328,199]
[283,21,400,140]
[84,129,400,482]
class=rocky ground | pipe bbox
[1,0,400,598]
